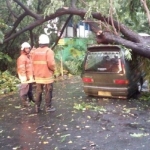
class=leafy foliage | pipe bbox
[114,0,150,33]
[0,70,20,95]
[0,19,8,43]
[0,52,12,62]
[123,47,132,60]
[64,55,84,75]
[139,92,150,101]
[73,102,106,112]
[54,38,90,75]
[44,0,64,17]
[0,31,4,44]
[0,51,13,71]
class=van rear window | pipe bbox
[84,51,123,73]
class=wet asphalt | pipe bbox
[0,76,150,150]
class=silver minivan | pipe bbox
[81,45,144,99]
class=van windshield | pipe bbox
[84,51,123,73]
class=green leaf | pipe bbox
[130,133,149,137]
[0,30,4,44]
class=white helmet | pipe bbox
[21,42,31,50]
[39,34,50,44]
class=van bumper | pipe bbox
[83,85,128,99]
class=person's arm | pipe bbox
[47,50,55,72]
[17,57,27,83]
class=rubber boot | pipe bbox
[28,94,35,103]
[45,106,56,112]
[29,98,35,103]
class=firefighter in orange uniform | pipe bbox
[17,42,35,107]
[32,34,56,113]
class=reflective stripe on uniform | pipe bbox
[35,76,54,84]
[33,61,47,64]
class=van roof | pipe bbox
[87,45,121,51]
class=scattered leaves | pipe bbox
[130,133,149,137]
[60,134,70,143]
[43,141,49,144]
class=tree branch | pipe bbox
[6,0,18,18]
[51,14,73,50]
[13,0,41,19]
[97,31,150,58]
[5,12,27,38]
[140,0,150,26]
[4,19,44,42]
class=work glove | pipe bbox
[28,76,35,83]
[20,76,27,83]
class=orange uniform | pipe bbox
[32,46,55,84]
[17,53,33,83]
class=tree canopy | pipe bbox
[0,0,150,58]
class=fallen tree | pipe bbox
[1,0,150,58]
